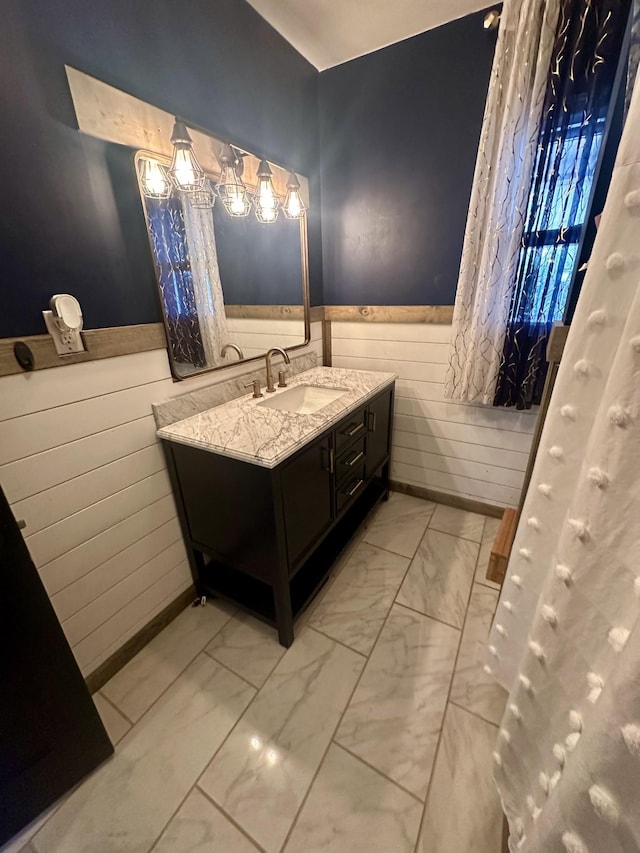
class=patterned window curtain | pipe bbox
[180,193,230,366]
[147,195,207,369]
[494,0,632,409]
[444,0,562,405]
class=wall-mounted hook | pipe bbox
[13,341,35,371]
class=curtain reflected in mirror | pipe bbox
[136,151,309,380]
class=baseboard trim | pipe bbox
[85,586,196,694]
[390,481,504,518]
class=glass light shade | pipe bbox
[215,148,251,217]
[140,158,171,199]
[253,160,281,224]
[283,172,306,219]
[168,119,205,192]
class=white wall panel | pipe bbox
[226,318,323,364]
[14,443,165,535]
[76,575,193,678]
[1,416,158,504]
[25,470,172,568]
[0,349,170,421]
[393,428,528,470]
[0,327,321,678]
[52,518,182,623]
[74,563,192,675]
[62,539,187,647]
[393,413,533,453]
[0,379,170,464]
[332,320,537,508]
[40,495,178,597]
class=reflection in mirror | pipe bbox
[135,144,309,380]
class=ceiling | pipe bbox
[245,0,492,70]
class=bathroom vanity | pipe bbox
[158,367,395,646]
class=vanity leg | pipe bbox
[273,582,294,648]
[381,460,391,501]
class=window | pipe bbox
[516,104,606,327]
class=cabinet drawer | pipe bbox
[336,437,366,485]
[335,407,367,450]
[336,465,366,515]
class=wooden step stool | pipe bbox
[486,508,518,586]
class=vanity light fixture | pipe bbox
[139,157,171,199]
[168,118,206,192]
[188,181,216,210]
[282,171,306,220]
[215,144,251,217]
[253,159,281,223]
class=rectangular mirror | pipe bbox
[135,140,310,379]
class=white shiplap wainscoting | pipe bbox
[331,321,537,509]
[0,324,323,679]
[226,316,320,361]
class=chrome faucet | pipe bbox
[265,347,291,393]
[221,342,244,361]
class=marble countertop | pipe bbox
[157,366,397,468]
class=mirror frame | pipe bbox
[134,148,311,381]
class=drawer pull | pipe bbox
[346,421,365,437]
[345,450,364,468]
[345,479,364,498]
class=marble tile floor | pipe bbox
[5,493,509,853]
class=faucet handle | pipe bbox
[244,379,263,399]
[278,370,288,388]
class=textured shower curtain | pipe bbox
[487,71,640,851]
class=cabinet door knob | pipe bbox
[367,411,377,432]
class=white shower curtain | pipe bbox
[444,0,560,404]
[181,195,229,366]
[488,70,640,851]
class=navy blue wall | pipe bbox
[319,10,497,305]
[0,0,321,338]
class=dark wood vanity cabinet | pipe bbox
[281,433,334,568]
[162,383,394,647]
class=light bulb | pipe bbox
[283,172,306,220]
[259,181,276,211]
[254,160,280,223]
[215,145,251,217]
[285,192,302,218]
[140,158,170,199]
[172,148,198,189]
[168,119,205,192]
[230,187,248,215]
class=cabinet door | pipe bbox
[281,433,334,568]
[367,388,393,475]
[0,487,113,846]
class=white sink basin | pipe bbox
[258,384,347,415]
